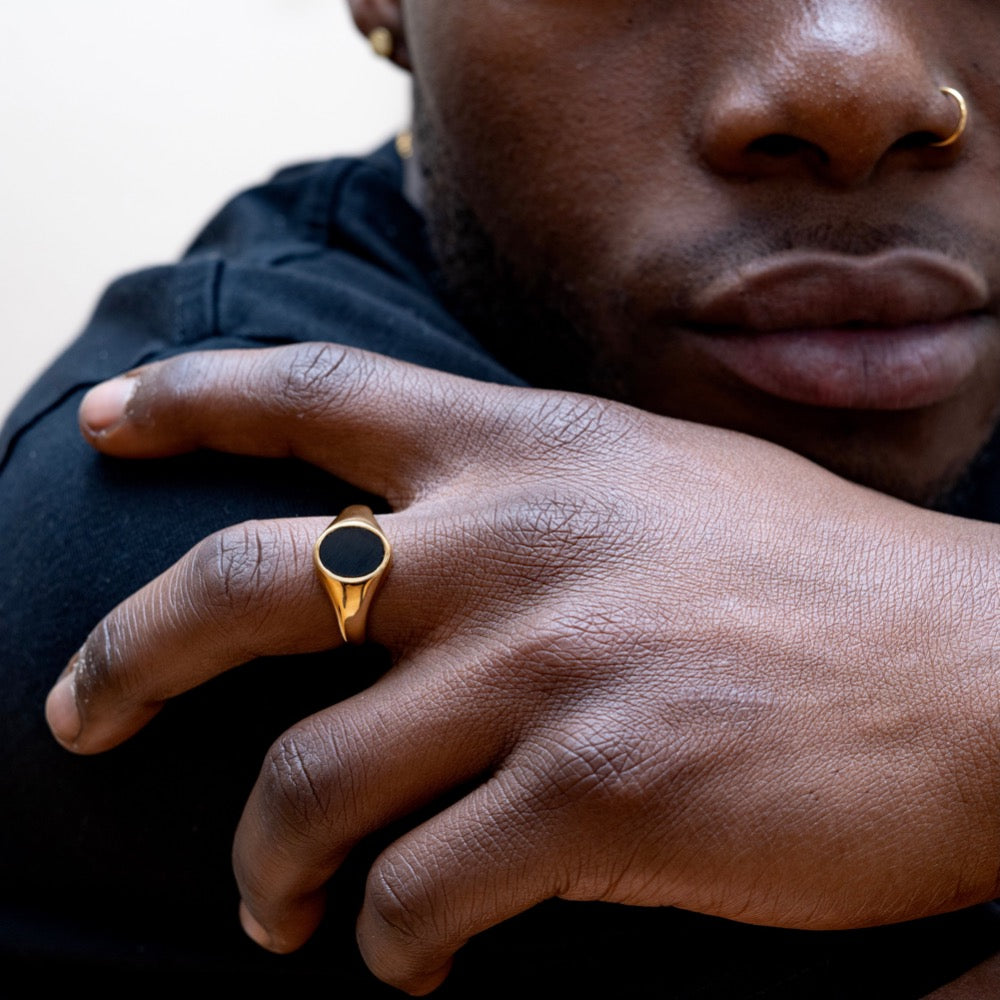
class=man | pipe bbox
[4,0,1000,995]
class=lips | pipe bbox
[682,250,993,410]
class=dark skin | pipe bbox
[401,0,1000,504]
[41,0,1000,995]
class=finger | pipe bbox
[231,654,514,958]
[44,515,335,754]
[355,768,566,995]
[77,343,531,505]
[44,498,537,755]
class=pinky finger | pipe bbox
[356,771,566,996]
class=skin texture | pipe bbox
[40,0,1000,995]
[49,344,1000,996]
[392,0,1000,505]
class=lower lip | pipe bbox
[684,317,992,410]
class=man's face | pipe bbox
[397,1,1000,504]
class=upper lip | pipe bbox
[687,250,989,331]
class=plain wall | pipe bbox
[1,0,409,420]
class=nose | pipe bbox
[698,3,966,186]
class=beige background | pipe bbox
[1,0,409,422]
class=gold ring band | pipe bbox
[930,87,968,148]
[314,505,392,645]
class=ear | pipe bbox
[346,0,411,70]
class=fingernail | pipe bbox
[239,901,274,951]
[80,376,137,434]
[45,665,82,747]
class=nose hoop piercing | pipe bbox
[930,87,968,148]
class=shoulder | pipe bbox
[1,146,518,469]
[182,145,408,265]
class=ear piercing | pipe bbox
[395,130,414,160]
[369,27,394,59]
[368,27,411,160]
[931,87,968,148]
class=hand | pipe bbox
[45,343,1000,995]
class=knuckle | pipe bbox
[363,862,439,991]
[277,342,374,418]
[366,847,436,946]
[190,520,286,624]
[517,392,637,459]
[453,390,638,481]
[486,489,663,577]
[519,721,654,819]
[257,724,334,838]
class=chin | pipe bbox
[789,432,993,509]
[643,362,1000,510]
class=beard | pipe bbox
[408,88,1000,511]
[411,92,630,402]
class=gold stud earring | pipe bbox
[369,27,394,59]
[395,130,414,160]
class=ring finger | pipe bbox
[44,506,479,754]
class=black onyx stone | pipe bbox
[319,526,386,579]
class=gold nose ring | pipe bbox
[930,87,968,148]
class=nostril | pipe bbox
[747,134,829,164]
[891,130,951,152]
[702,70,961,185]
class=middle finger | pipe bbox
[232,646,510,954]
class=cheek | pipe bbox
[406,4,707,284]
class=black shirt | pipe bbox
[2,144,998,997]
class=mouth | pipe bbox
[682,250,993,410]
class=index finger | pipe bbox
[77,343,522,506]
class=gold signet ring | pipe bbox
[313,505,392,644]
[930,87,968,148]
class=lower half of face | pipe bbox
[407,0,1000,506]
